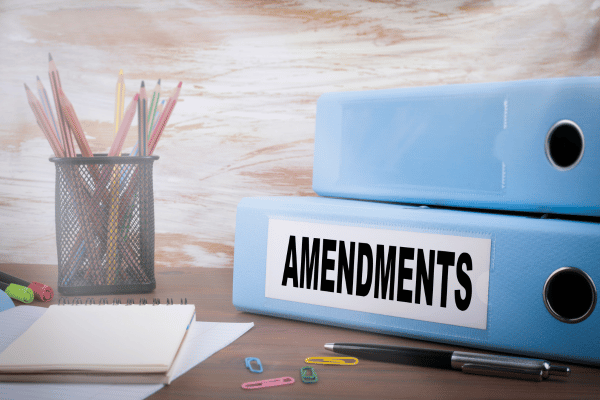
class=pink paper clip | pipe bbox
[241,376,295,390]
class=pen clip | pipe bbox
[461,363,544,381]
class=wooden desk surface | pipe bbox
[2,263,599,399]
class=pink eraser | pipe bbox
[28,281,54,302]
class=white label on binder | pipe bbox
[265,219,491,330]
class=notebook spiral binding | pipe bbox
[57,297,188,305]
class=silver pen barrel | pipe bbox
[451,352,571,381]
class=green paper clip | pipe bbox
[305,356,359,365]
[300,366,318,383]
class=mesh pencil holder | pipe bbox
[50,154,159,295]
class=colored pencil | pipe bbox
[109,94,139,157]
[148,81,182,155]
[138,81,147,156]
[108,70,126,283]
[152,99,166,133]
[129,96,164,156]
[147,79,161,140]
[24,84,64,157]
[115,69,125,135]
[36,76,60,144]
[59,88,93,158]
[48,53,76,157]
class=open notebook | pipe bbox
[0,304,196,384]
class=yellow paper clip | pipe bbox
[304,357,359,365]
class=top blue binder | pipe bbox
[313,77,600,217]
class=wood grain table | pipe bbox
[2,263,599,399]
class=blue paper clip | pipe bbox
[245,357,263,373]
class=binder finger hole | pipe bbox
[545,120,584,171]
[543,267,596,323]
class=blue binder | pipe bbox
[232,196,600,365]
[312,77,600,216]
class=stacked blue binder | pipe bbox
[233,77,600,366]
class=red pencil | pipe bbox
[148,82,182,155]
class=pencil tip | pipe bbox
[24,83,29,90]
[178,82,182,87]
[158,78,161,84]
[36,76,41,81]
[141,81,145,87]
[119,69,123,75]
[48,53,53,61]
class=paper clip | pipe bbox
[241,377,294,390]
[305,357,359,365]
[300,366,318,383]
[245,357,263,373]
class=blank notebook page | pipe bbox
[0,304,195,374]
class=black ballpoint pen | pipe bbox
[325,343,571,381]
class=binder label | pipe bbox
[265,219,491,330]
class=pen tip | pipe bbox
[141,81,145,87]
[157,78,161,84]
[48,53,53,61]
[178,81,182,87]
[119,69,123,75]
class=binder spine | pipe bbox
[312,77,600,216]
[232,196,600,365]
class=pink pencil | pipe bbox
[48,53,76,157]
[109,94,139,157]
[59,88,93,158]
[148,82,182,155]
[24,84,64,157]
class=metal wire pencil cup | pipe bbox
[51,154,158,295]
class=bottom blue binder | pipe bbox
[232,196,599,365]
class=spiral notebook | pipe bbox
[0,303,197,384]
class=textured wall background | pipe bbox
[1,0,599,267]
